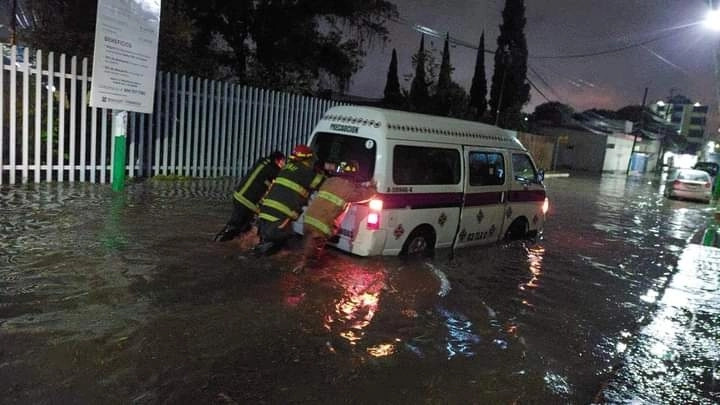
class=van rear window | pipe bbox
[393,145,460,185]
[312,132,376,181]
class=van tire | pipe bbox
[400,226,436,257]
[504,218,528,241]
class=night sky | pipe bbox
[350,0,718,128]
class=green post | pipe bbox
[702,211,720,247]
[713,173,720,202]
[111,110,128,192]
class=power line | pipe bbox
[391,16,692,59]
[530,28,688,59]
[526,74,551,103]
[527,64,561,101]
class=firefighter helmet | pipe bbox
[291,145,313,160]
[336,160,359,175]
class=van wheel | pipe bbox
[504,218,528,241]
[401,226,436,257]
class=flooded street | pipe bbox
[1,173,719,404]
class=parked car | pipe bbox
[693,161,719,177]
[664,168,712,203]
[693,161,719,191]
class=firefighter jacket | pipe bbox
[232,157,280,213]
[303,176,377,236]
[258,159,325,223]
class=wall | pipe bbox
[516,131,555,170]
[534,126,608,173]
[603,133,634,173]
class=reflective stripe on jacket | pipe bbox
[303,176,377,236]
[259,160,324,222]
[232,157,280,212]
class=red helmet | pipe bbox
[291,144,313,160]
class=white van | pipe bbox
[294,106,549,256]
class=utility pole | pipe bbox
[9,0,17,46]
[627,87,648,175]
[495,49,510,127]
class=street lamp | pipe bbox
[706,9,720,30]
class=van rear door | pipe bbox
[454,148,508,248]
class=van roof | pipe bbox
[321,106,526,151]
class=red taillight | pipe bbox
[367,199,382,230]
[673,180,681,188]
[705,182,711,189]
[542,197,549,215]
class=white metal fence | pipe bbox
[0,45,344,185]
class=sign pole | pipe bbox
[111,110,128,191]
[90,0,161,192]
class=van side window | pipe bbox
[469,152,505,186]
[393,145,460,185]
[512,153,537,182]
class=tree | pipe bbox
[19,0,209,76]
[489,0,531,129]
[19,0,98,58]
[584,108,619,120]
[433,34,453,116]
[469,31,488,121]
[18,0,400,94]
[382,49,404,109]
[445,82,470,119]
[409,34,432,113]
[531,102,575,126]
[187,0,399,91]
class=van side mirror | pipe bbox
[536,169,545,183]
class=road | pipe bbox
[1,173,718,403]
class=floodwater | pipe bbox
[1,173,718,404]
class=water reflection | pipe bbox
[322,264,385,347]
[601,244,720,403]
[521,245,544,291]
[436,306,481,359]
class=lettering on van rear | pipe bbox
[330,123,359,134]
[386,186,413,193]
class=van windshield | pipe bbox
[312,132,376,181]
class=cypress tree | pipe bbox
[409,34,431,113]
[469,31,488,121]
[382,49,404,109]
[489,0,531,129]
[434,34,452,116]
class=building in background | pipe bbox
[650,95,708,154]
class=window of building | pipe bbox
[512,153,538,182]
[688,129,704,138]
[469,152,505,186]
[693,105,709,113]
[671,115,681,123]
[393,145,460,185]
[690,117,706,126]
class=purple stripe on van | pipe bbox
[464,191,503,206]
[380,192,463,209]
[507,189,546,202]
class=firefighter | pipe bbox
[254,145,325,256]
[294,161,377,273]
[214,151,286,242]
